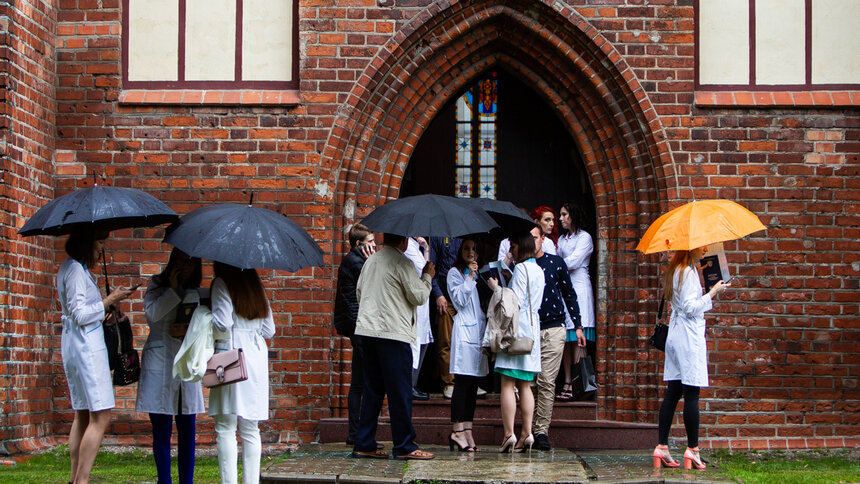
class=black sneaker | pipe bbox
[533,433,551,451]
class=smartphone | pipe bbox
[127,282,142,291]
[723,276,735,284]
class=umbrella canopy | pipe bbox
[360,194,499,237]
[18,185,178,236]
[635,199,766,254]
[463,198,537,235]
[163,203,324,272]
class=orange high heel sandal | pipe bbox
[652,445,679,468]
[683,447,706,470]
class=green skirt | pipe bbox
[495,367,537,382]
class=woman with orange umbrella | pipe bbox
[638,199,765,470]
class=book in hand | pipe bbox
[479,260,512,287]
[700,242,731,293]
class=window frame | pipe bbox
[121,0,299,90]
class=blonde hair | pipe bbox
[663,250,695,300]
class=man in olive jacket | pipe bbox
[352,233,436,460]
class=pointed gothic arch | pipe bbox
[324,0,676,423]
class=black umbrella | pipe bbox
[464,198,537,235]
[163,203,324,272]
[360,194,498,237]
[18,184,178,236]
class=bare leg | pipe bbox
[68,410,89,484]
[517,379,535,442]
[73,409,111,484]
[463,421,476,449]
[500,375,517,439]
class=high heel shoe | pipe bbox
[449,430,470,452]
[652,445,679,468]
[683,447,706,470]
[462,426,479,452]
[514,434,534,453]
[499,434,517,453]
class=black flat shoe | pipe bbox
[412,388,429,400]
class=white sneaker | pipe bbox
[476,387,487,397]
[443,385,454,399]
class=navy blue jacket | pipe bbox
[333,246,368,336]
[429,236,462,301]
[535,253,581,330]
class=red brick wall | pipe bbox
[2,0,856,453]
[0,0,59,454]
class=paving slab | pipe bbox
[262,443,733,484]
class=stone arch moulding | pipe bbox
[324,0,675,423]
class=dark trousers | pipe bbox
[450,374,479,423]
[354,336,418,457]
[347,335,365,443]
[658,380,700,448]
[149,405,196,484]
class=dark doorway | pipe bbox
[402,69,592,213]
[403,68,598,395]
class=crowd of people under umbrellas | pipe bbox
[21,183,739,482]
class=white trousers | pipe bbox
[214,414,261,484]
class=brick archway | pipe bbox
[325,1,675,423]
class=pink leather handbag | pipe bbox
[203,348,247,388]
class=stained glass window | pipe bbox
[454,72,497,199]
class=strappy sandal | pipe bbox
[463,426,479,452]
[556,382,574,402]
[352,449,389,459]
[395,449,435,460]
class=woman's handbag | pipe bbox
[571,344,598,400]
[203,348,247,388]
[648,297,668,352]
[105,305,141,386]
[506,266,535,355]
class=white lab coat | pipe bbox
[405,238,433,369]
[497,237,556,262]
[173,305,217,382]
[557,230,594,329]
[663,266,713,387]
[136,279,205,415]
[208,278,276,421]
[493,260,544,373]
[58,258,114,412]
[447,268,488,377]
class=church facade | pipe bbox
[1,0,858,454]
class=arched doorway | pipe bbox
[326,0,675,425]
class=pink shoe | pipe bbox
[683,447,706,470]
[652,445,679,468]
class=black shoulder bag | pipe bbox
[102,252,140,386]
[648,297,668,352]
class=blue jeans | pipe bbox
[150,408,196,484]
[354,336,418,457]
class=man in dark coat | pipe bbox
[333,223,375,445]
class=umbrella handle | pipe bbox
[101,247,112,295]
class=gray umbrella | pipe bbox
[163,203,324,272]
[359,194,498,237]
[18,184,178,236]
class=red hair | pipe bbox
[530,205,558,246]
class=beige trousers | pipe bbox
[532,326,566,436]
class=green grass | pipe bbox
[709,449,860,484]
[0,445,282,484]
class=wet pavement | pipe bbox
[261,443,733,483]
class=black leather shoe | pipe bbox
[533,433,551,451]
[412,388,430,400]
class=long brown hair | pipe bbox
[663,250,695,300]
[213,262,269,320]
[510,230,536,263]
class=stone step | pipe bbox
[412,396,598,421]
[319,416,657,450]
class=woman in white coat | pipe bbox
[654,247,727,470]
[487,231,544,453]
[138,248,205,484]
[556,202,595,401]
[209,262,275,484]
[58,228,135,484]
[446,238,488,452]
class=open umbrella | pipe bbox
[635,199,766,254]
[463,198,537,235]
[19,184,178,237]
[163,203,324,272]
[359,194,498,237]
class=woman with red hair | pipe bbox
[530,206,558,255]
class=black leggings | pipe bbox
[450,374,480,423]
[658,380,700,448]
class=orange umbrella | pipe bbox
[636,199,766,254]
